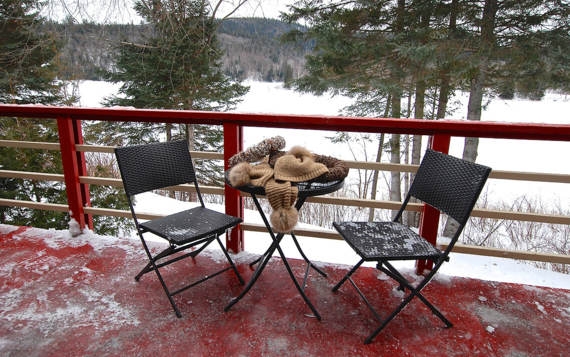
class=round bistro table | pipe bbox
[224,171,344,320]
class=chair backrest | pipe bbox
[115,140,198,197]
[406,149,491,227]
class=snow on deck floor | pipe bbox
[1,224,569,356]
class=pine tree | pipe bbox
[282,0,425,213]
[0,0,69,229]
[1,1,130,235]
[0,0,63,104]
[283,0,568,226]
[98,0,248,186]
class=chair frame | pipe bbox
[332,149,491,344]
[115,140,244,318]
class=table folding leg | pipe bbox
[224,194,323,320]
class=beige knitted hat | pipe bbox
[228,161,274,187]
[265,179,299,233]
[274,146,329,182]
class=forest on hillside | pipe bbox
[46,18,310,82]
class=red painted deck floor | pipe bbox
[1,225,569,356]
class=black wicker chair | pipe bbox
[332,149,491,344]
[115,140,244,317]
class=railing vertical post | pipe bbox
[223,123,244,253]
[416,134,451,274]
[57,117,93,234]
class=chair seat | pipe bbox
[333,221,442,261]
[141,206,242,245]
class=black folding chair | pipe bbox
[332,149,491,344]
[115,140,244,317]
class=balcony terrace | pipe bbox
[1,224,569,356]
[0,104,569,355]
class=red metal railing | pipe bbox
[2,103,570,273]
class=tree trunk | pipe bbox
[436,0,458,120]
[462,0,497,163]
[185,124,196,202]
[166,123,172,141]
[408,79,426,226]
[436,77,450,119]
[389,93,402,219]
[165,123,175,198]
[443,0,497,237]
[462,71,486,162]
[368,133,385,221]
[389,0,405,220]
[186,124,194,151]
[368,95,390,221]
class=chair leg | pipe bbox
[134,236,182,317]
[151,260,182,318]
[216,236,245,285]
[382,261,453,328]
[332,259,364,292]
[364,291,415,344]
[135,246,176,281]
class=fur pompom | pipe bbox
[270,207,298,233]
[287,145,313,159]
[228,162,252,187]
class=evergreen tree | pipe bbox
[282,0,423,211]
[283,0,568,224]
[98,0,248,186]
[0,0,63,104]
[1,1,130,235]
[0,0,69,229]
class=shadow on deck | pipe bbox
[1,225,568,356]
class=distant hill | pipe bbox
[47,18,310,82]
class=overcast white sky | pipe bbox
[43,0,292,23]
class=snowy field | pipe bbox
[77,80,570,210]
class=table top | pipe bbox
[225,170,344,198]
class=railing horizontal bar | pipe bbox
[3,141,568,183]
[0,198,68,212]
[75,143,223,160]
[0,140,222,160]
[245,193,569,225]
[489,170,570,183]
[0,170,64,181]
[77,176,224,195]
[345,161,418,172]
[347,161,570,183]
[470,208,570,225]
[76,144,113,153]
[79,176,122,186]
[440,243,570,265]
[190,151,223,160]
[305,196,420,211]
[0,139,60,150]
[2,104,569,141]
[1,169,565,224]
